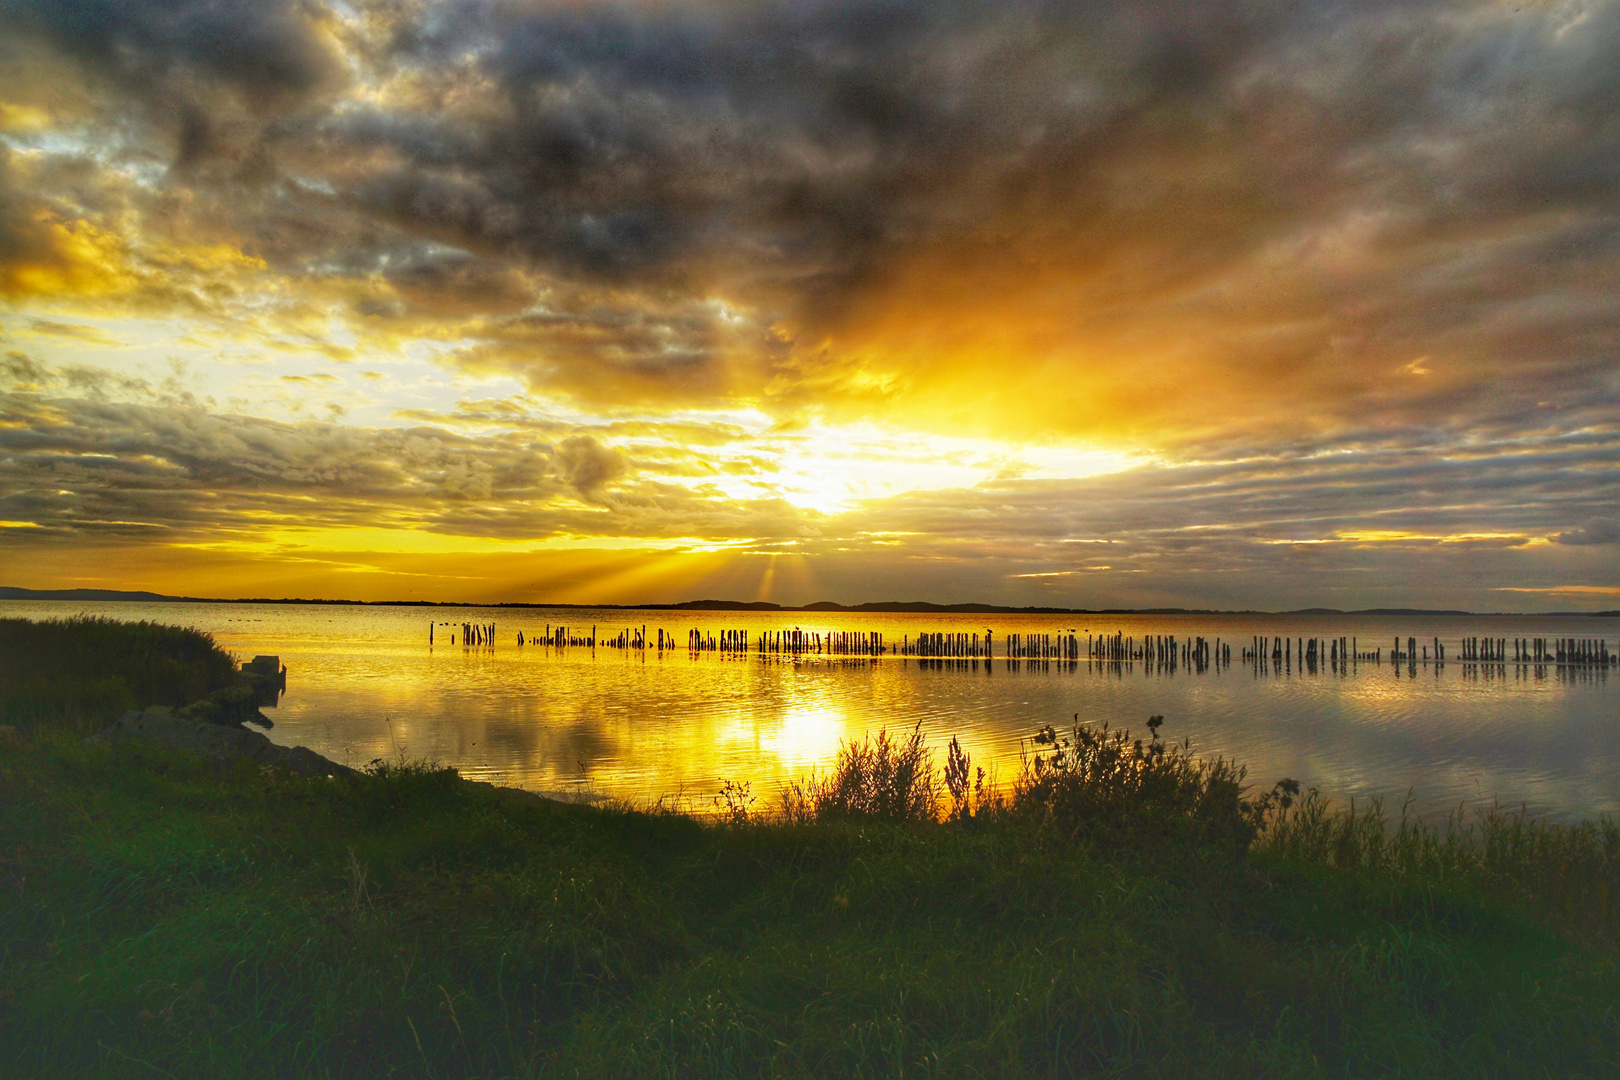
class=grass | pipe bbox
[1260,789,1620,946]
[0,616,239,732]
[1,618,1618,1077]
[778,723,941,823]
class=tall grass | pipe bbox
[1010,714,1291,850]
[776,715,1290,853]
[0,616,238,731]
[778,724,939,823]
[769,715,1620,940]
[1260,788,1620,942]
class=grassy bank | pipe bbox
[1,620,1618,1078]
[0,617,239,732]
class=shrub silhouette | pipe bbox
[1010,715,1293,851]
[780,723,938,823]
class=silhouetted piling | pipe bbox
[459,619,1613,676]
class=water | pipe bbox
[7,600,1617,819]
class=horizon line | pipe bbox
[2,586,1617,619]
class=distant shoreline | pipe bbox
[2,585,1615,618]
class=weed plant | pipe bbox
[0,617,238,732]
[778,724,939,823]
[1010,714,1300,854]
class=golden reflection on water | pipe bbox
[4,600,1618,818]
[761,697,848,773]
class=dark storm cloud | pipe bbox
[383,253,535,317]
[0,0,341,104]
[5,0,1620,438]
[342,0,1283,286]
[1555,518,1620,546]
[365,0,1620,285]
[1,0,1618,606]
[321,0,1620,439]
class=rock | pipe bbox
[245,655,281,676]
[86,712,356,778]
[169,679,274,729]
[453,778,583,809]
[281,745,344,777]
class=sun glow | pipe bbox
[761,698,851,772]
[652,419,1143,515]
[5,0,1617,614]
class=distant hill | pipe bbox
[1287,607,1474,617]
[667,600,785,611]
[3,586,1615,617]
[0,587,363,605]
[0,587,213,603]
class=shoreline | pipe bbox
[7,709,1619,1078]
[6,614,1620,1076]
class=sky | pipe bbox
[0,0,1616,609]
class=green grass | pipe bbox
[1,618,1617,1077]
[1260,788,1620,946]
[0,616,239,732]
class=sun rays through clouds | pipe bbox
[1,0,1617,607]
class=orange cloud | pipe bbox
[0,214,134,300]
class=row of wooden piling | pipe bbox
[1087,634,1231,665]
[1236,633,1618,668]
[438,621,1615,668]
[1509,637,1611,665]
[431,621,497,647]
[1242,636,1384,663]
[905,632,985,657]
[1393,637,1441,662]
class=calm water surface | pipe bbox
[9,600,1618,819]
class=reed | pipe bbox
[778,723,939,823]
[0,616,238,731]
[1009,714,1281,851]
[1259,789,1620,942]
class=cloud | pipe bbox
[0,361,823,547]
[23,318,121,345]
[346,0,1620,447]
[4,0,344,106]
[0,146,133,299]
[384,254,536,318]
[0,142,270,311]
[1554,518,1620,546]
[1496,585,1620,598]
[1,348,48,387]
[0,0,1613,447]
[554,434,625,497]
[2,356,1616,607]
[1,1,1619,607]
